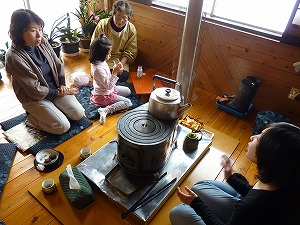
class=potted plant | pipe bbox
[72,0,111,52]
[44,13,69,58]
[58,13,81,56]
[0,42,9,68]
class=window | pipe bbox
[152,0,189,10]
[0,0,79,50]
[29,0,80,38]
[0,1,25,49]
[152,0,297,38]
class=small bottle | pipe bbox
[137,65,143,78]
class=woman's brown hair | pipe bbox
[9,9,44,47]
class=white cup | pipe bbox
[42,179,57,194]
[80,147,91,159]
[113,58,120,67]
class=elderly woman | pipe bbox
[6,9,85,135]
[91,0,137,82]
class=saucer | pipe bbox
[34,151,64,172]
[35,148,59,165]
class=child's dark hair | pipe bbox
[89,34,112,63]
[256,122,300,189]
[9,9,44,47]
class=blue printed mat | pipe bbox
[75,82,144,119]
[0,143,17,198]
[0,113,93,156]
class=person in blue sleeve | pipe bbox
[170,122,300,225]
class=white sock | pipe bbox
[108,101,131,113]
[98,108,108,124]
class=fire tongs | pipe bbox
[120,172,177,219]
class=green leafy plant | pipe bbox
[72,0,111,38]
[44,13,69,47]
[58,13,80,43]
[99,7,111,20]
[0,42,9,66]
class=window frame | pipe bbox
[281,0,300,47]
[150,0,295,42]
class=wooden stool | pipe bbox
[129,71,163,102]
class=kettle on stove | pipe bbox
[148,75,192,120]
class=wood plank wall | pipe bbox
[128,1,300,125]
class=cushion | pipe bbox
[75,82,144,119]
[69,72,90,87]
[252,110,293,135]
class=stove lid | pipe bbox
[154,87,180,102]
[117,110,174,145]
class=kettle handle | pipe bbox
[152,74,182,91]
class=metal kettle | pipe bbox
[148,75,192,120]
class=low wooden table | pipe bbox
[28,125,239,225]
[130,71,163,96]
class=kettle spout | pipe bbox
[179,103,192,114]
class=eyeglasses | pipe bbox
[114,15,128,22]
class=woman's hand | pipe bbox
[221,155,233,180]
[112,62,124,76]
[68,87,79,95]
[176,186,198,205]
[120,56,128,66]
[58,85,69,96]
[57,85,78,96]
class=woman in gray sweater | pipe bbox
[6,9,84,134]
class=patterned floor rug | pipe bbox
[75,82,144,119]
[0,143,17,197]
[0,114,93,155]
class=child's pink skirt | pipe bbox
[90,86,118,107]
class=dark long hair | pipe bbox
[89,34,112,63]
[9,9,44,47]
[256,122,300,189]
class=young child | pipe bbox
[89,34,132,124]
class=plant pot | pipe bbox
[60,37,80,57]
[79,38,91,52]
[50,41,61,58]
[0,50,6,67]
[88,24,97,37]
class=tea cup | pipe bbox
[80,147,91,160]
[42,179,57,194]
[113,58,120,67]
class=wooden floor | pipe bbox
[0,52,258,224]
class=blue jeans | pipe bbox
[169,180,241,225]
